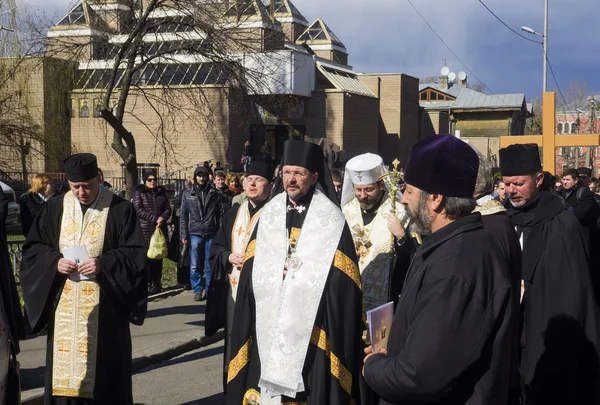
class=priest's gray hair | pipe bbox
[472,146,493,199]
[421,191,477,221]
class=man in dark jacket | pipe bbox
[363,135,515,405]
[560,168,599,236]
[501,144,600,404]
[181,166,222,301]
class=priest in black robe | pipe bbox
[226,140,364,405]
[206,161,274,389]
[20,153,148,405]
[500,144,600,404]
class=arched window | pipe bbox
[565,123,571,134]
[557,123,563,134]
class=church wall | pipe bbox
[47,35,94,63]
[463,137,500,166]
[0,57,76,177]
[453,111,514,138]
[358,73,420,165]
[70,86,231,179]
[305,90,344,147]
[342,94,379,158]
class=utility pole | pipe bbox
[588,96,597,166]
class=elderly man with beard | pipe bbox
[226,140,364,405]
[363,134,515,405]
[206,162,274,390]
[341,153,420,312]
[501,144,600,405]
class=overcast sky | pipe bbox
[21,0,600,101]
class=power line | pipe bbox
[546,54,573,112]
[477,0,543,44]
[405,0,494,94]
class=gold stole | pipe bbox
[52,189,112,399]
[343,197,397,312]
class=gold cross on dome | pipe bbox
[392,159,400,171]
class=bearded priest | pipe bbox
[206,161,274,389]
[226,140,364,405]
[341,153,420,312]
[20,153,148,405]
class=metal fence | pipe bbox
[7,239,24,277]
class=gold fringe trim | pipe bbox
[243,240,256,266]
[310,327,353,396]
[228,337,252,383]
[333,250,361,289]
[51,388,94,399]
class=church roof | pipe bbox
[296,18,344,48]
[224,0,271,22]
[54,0,110,32]
[272,0,308,24]
[419,83,525,110]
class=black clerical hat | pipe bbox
[577,167,592,177]
[63,153,99,182]
[278,140,339,204]
[499,144,541,176]
[247,161,274,181]
[404,134,479,198]
[282,140,323,174]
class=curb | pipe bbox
[147,287,185,302]
[21,330,224,405]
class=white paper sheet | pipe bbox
[61,245,95,281]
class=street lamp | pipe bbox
[521,0,548,93]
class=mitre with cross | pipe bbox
[340,153,388,207]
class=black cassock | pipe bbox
[226,191,365,405]
[206,201,265,391]
[20,194,148,405]
[508,190,600,404]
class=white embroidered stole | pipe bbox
[0,303,8,403]
[343,197,401,312]
[226,201,262,363]
[52,189,112,399]
[253,190,345,403]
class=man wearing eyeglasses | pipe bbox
[226,140,364,405]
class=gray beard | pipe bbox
[508,198,526,208]
[406,201,433,236]
[359,200,378,211]
[287,188,307,201]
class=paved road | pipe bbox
[133,340,225,405]
[20,290,208,393]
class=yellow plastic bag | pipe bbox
[147,228,168,259]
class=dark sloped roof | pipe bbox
[419,83,525,110]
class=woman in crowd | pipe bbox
[132,173,172,295]
[225,172,242,196]
[19,174,54,237]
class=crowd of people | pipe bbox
[1,137,600,404]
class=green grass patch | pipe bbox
[162,258,178,288]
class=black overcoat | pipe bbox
[364,213,515,405]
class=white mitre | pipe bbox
[341,153,387,206]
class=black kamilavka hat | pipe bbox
[63,153,98,182]
[499,144,542,176]
[279,140,338,205]
[247,161,274,181]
